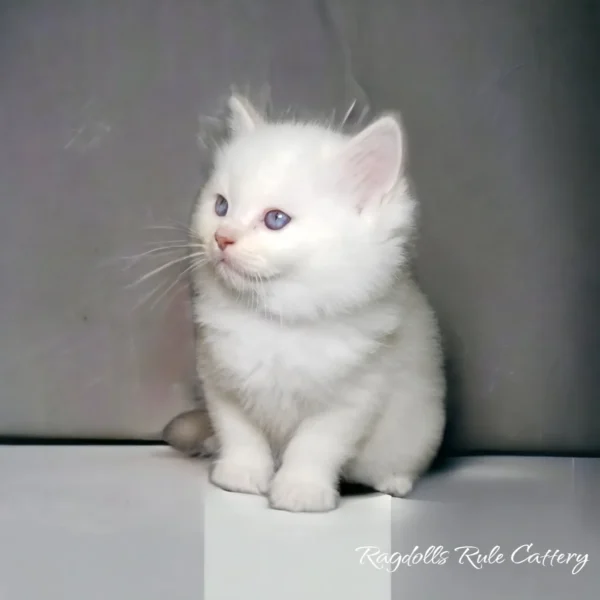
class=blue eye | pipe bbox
[214,194,228,217]
[264,209,291,231]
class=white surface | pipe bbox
[0,446,392,600]
[0,446,205,600]
[4,448,596,599]
[205,481,391,600]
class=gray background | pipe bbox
[339,0,600,455]
[1,0,599,455]
[0,0,364,439]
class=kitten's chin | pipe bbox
[213,260,277,291]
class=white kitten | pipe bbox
[187,94,445,512]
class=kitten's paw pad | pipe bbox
[210,459,272,495]
[373,475,414,498]
[268,473,339,513]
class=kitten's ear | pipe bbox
[336,114,404,208]
[227,94,264,135]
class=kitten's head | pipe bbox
[192,94,416,320]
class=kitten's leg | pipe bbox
[268,392,375,512]
[205,383,274,496]
[345,382,445,498]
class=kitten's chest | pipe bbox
[200,310,375,399]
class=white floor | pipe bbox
[0,446,391,600]
[1,446,598,599]
[205,462,391,600]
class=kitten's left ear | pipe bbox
[336,114,404,207]
[227,94,264,135]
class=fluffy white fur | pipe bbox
[190,94,445,512]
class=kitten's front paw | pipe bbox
[268,471,339,513]
[210,457,273,496]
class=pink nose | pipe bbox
[215,232,235,251]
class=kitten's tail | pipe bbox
[162,409,216,456]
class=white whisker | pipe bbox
[144,226,185,232]
[132,278,170,311]
[142,239,205,250]
[127,252,206,288]
[145,219,194,232]
[131,257,209,312]
[148,261,198,311]
[120,246,194,265]
[341,99,357,126]
[142,239,190,246]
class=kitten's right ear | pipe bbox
[227,94,264,135]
